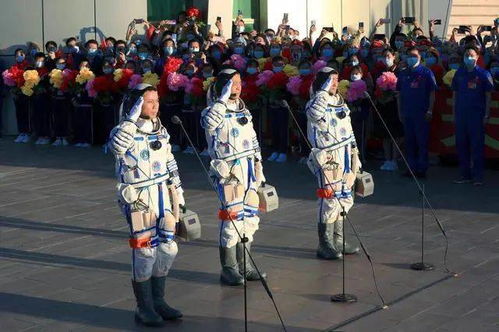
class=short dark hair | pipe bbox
[65,37,77,45]
[464,46,480,54]
[45,41,57,49]
[85,39,98,48]
[34,52,45,60]
[406,46,419,55]
[312,68,339,94]
[271,55,284,63]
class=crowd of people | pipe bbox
[2,9,498,183]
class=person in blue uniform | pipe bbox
[396,46,437,178]
[451,46,493,186]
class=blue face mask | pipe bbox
[425,56,437,66]
[273,66,283,73]
[463,56,476,67]
[88,48,97,55]
[406,57,419,68]
[253,50,264,59]
[247,67,258,75]
[321,48,333,58]
[395,41,404,50]
[449,63,460,70]
[299,68,311,75]
[269,48,280,57]
[138,52,148,60]
[56,63,66,70]
[16,55,25,63]
[128,47,137,54]
[103,68,113,74]
[164,47,174,55]
[234,47,245,55]
[211,51,221,59]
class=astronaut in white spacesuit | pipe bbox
[109,84,183,326]
[306,67,361,260]
[201,68,267,286]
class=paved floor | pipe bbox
[0,139,498,332]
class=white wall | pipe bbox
[0,0,147,135]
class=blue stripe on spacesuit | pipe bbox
[344,146,350,173]
[132,226,156,235]
[158,184,165,219]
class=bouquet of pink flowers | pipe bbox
[346,80,367,103]
[166,72,189,91]
[375,71,398,104]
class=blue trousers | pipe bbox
[403,115,429,173]
[455,114,485,181]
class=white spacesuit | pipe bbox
[306,68,361,260]
[109,84,183,326]
[201,69,266,286]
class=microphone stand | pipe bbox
[364,92,455,275]
[171,116,288,332]
[284,101,387,308]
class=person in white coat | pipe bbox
[109,84,183,326]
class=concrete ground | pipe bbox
[0,139,498,331]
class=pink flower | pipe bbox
[2,69,16,86]
[128,74,142,89]
[166,72,189,91]
[256,70,273,87]
[286,76,302,96]
[347,80,367,102]
[312,60,327,74]
[230,54,247,72]
[85,79,97,98]
[376,71,397,91]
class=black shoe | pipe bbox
[316,223,343,260]
[219,246,244,286]
[237,242,267,281]
[131,279,164,327]
[151,276,183,320]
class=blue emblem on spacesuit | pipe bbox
[140,150,150,161]
[152,161,161,172]
[231,128,240,137]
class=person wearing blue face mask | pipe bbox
[50,58,71,147]
[269,44,281,58]
[79,39,102,73]
[267,56,289,163]
[396,47,437,178]
[154,39,177,74]
[252,45,266,59]
[424,47,445,86]
[232,43,246,56]
[489,60,499,89]
[319,44,334,60]
[11,49,32,143]
[451,46,493,186]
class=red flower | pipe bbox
[37,67,49,78]
[158,75,170,98]
[299,75,314,99]
[93,75,117,93]
[163,56,184,75]
[241,74,261,103]
[267,72,289,90]
[117,69,134,90]
[60,70,78,92]
[263,59,273,71]
[186,6,201,18]
[10,66,26,87]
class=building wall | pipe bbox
[0,0,147,135]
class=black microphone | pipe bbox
[171,115,182,125]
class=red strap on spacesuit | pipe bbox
[218,209,238,221]
[129,237,152,249]
[316,188,334,199]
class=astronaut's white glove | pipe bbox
[307,92,329,123]
[109,121,137,155]
[202,102,226,130]
[127,96,144,123]
[218,80,233,104]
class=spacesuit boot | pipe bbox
[333,219,360,255]
[317,222,343,260]
[151,276,183,320]
[220,246,245,286]
[131,279,164,327]
[237,242,267,281]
